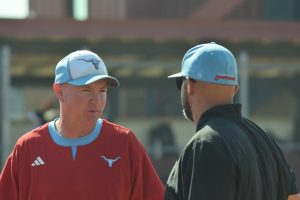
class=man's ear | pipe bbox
[53,84,63,101]
[187,78,196,95]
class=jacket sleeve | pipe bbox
[128,131,165,200]
[271,138,299,196]
[0,146,20,200]
[166,139,236,200]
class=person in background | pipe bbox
[27,96,59,128]
[0,50,164,200]
[165,42,300,200]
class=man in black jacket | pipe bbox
[165,42,300,200]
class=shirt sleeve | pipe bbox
[128,131,165,200]
[166,139,236,200]
[0,146,20,200]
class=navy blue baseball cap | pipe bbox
[168,42,238,85]
[54,50,120,87]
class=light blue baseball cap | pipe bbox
[168,42,238,85]
[54,50,120,87]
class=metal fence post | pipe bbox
[0,45,11,168]
[238,51,249,117]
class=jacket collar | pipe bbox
[196,104,242,131]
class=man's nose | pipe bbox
[89,92,98,103]
[90,92,104,103]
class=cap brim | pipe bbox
[168,72,183,79]
[68,75,120,87]
[106,76,120,87]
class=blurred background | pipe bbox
[1,0,300,185]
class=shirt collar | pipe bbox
[196,104,242,131]
[48,118,103,147]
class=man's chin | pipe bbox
[86,113,101,122]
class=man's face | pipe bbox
[60,79,107,125]
[180,79,193,121]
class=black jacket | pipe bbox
[165,104,298,200]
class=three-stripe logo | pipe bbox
[31,156,45,166]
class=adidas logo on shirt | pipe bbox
[31,156,45,166]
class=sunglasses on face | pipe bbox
[175,77,196,90]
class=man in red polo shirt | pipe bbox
[0,50,164,200]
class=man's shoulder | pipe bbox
[192,117,242,147]
[194,124,224,143]
[16,123,50,146]
[199,116,244,138]
[102,120,143,148]
[195,124,213,137]
[102,119,134,136]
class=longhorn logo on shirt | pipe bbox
[78,58,101,70]
[101,156,121,168]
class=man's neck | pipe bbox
[55,118,95,138]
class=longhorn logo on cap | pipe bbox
[78,58,101,70]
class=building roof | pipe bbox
[1,18,300,82]
[190,0,244,19]
[0,18,300,42]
